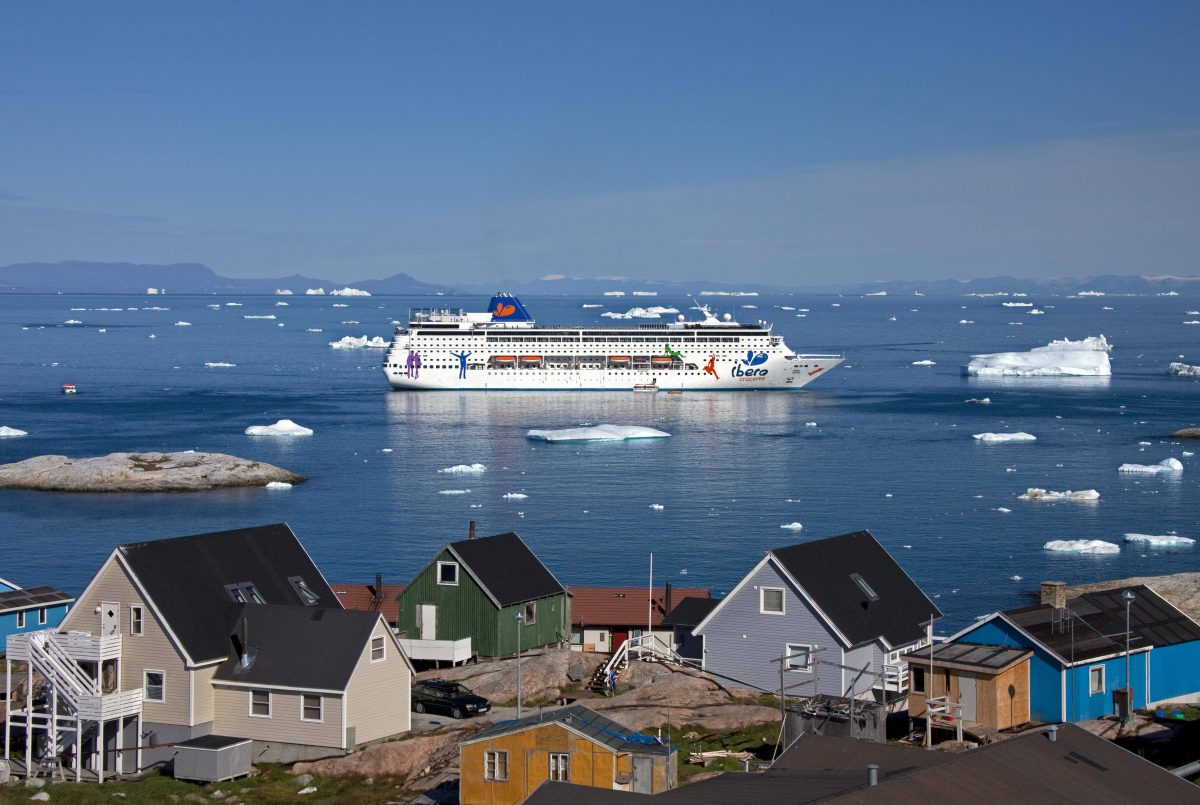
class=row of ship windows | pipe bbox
[413,336,768,344]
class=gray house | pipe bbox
[691,531,941,701]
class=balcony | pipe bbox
[77,689,142,721]
[875,662,910,693]
[6,631,122,664]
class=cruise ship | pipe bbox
[382,294,843,391]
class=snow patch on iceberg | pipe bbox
[526,425,670,442]
[1044,539,1120,555]
[245,419,314,436]
[1119,458,1183,474]
[974,432,1036,443]
[966,335,1112,377]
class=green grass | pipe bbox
[643,721,782,782]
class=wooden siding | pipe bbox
[695,559,843,695]
[460,723,672,805]
[59,558,192,726]
[346,619,411,745]
[212,683,343,749]
[909,659,1031,731]
[843,643,884,698]
[396,549,570,656]
[191,664,218,726]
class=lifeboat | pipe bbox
[520,355,542,362]
[650,356,673,365]
[492,356,516,363]
[608,355,630,363]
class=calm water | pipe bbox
[2,291,1199,631]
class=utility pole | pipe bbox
[516,610,524,718]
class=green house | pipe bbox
[396,531,571,657]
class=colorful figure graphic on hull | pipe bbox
[450,351,472,380]
[703,355,719,380]
[405,350,422,379]
[665,344,684,361]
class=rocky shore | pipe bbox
[0,451,305,492]
[1067,572,1200,621]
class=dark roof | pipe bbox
[525,782,644,804]
[117,523,341,663]
[211,604,387,690]
[175,734,252,750]
[998,584,1200,664]
[770,531,942,648]
[447,532,566,607]
[462,704,670,755]
[0,585,74,613]
[661,596,719,628]
[332,582,407,623]
[903,642,1031,674]
[569,586,712,627]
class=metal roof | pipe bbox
[0,585,73,614]
[462,704,670,755]
[903,642,1031,674]
[447,532,567,607]
[569,586,711,628]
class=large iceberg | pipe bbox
[965,335,1112,377]
[1020,488,1100,501]
[601,306,678,319]
[1124,533,1195,547]
[329,335,389,349]
[439,463,487,475]
[526,425,671,443]
[974,432,1036,443]
[1118,458,1183,475]
[305,288,326,295]
[0,426,28,438]
[244,419,314,436]
[1169,362,1200,377]
[1044,539,1120,554]
[330,287,371,296]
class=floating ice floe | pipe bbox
[974,432,1036,443]
[912,360,936,366]
[276,289,293,295]
[306,328,323,333]
[439,463,487,475]
[1124,533,1195,547]
[305,288,325,295]
[649,504,664,510]
[600,306,678,319]
[1118,458,1183,475]
[330,287,371,296]
[331,303,348,308]
[1010,575,1023,581]
[1028,309,1045,315]
[958,319,974,325]
[64,319,82,325]
[225,302,242,306]
[633,291,657,296]
[204,362,236,368]
[582,304,604,308]
[0,426,28,438]
[264,481,293,489]
[995,507,1012,513]
[1002,302,1033,307]
[1044,539,1120,555]
[174,321,192,326]
[1020,488,1100,501]
[502,492,529,499]
[804,421,817,427]
[965,335,1112,377]
[1184,321,1200,326]
[1169,362,1200,377]
[603,291,626,297]
[965,397,991,405]
[244,419,314,436]
[780,522,804,530]
[275,302,289,306]
[438,489,471,495]
[328,335,388,349]
[526,425,670,442]
[207,304,221,309]
[244,314,276,320]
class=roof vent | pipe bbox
[867,763,879,787]
[850,573,879,602]
[1047,725,1058,743]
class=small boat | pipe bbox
[62,383,77,394]
[519,355,543,363]
[666,390,683,395]
[492,356,516,363]
[633,380,659,393]
[650,356,673,365]
[608,355,630,363]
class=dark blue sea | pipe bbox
[2,291,1199,632]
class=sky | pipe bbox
[2,1,1198,285]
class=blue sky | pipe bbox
[2,1,1198,284]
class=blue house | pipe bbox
[0,577,74,645]
[949,581,1200,723]
[692,531,942,701]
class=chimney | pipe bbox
[664,580,673,615]
[866,764,879,787]
[469,520,476,540]
[1041,581,1067,609]
[1047,725,1058,743]
[373,573,383,607]
[240,617,250,670]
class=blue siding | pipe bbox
[1149,642,1200,705]
[956,618,1063,723]
[0,602,71,644]
[1065,652,1149,721]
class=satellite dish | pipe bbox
[723,313,732,321]
[677,314,685,322]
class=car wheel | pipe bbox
[414,702,426,714]
[451,706,464,719]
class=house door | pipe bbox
[101,602,120,637]
[419,604,436,640]
[611,630,629,653]
[633,756,653,794]
[958,672,977,722]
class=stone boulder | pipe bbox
[293,729,467,780]
[0,451,305,492]
[417,649,606,703]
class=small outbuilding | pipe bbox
[904,642,1032,733]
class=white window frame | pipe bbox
[301,693,323,723]
[485,750,509,781]
[129,605,144,636]
[15,611,24,629]
[549,752,570,782]
[760,587,785,615]
[249,689,272,718]
[1089,664,1105,695]
[785,643,813,672]
[144,670,165,702]
[37,607,46,625]
[437,561,459,586]
[370,635,386,663]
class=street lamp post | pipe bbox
[515,611,524,718]
[1122,589,1136,722]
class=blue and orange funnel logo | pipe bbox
[488,294,532,322]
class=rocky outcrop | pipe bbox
[1171,428,1200,439]
[292,729,467,780]
[415,650,607,703]
[0,451,304,492]
[1067,572,1200,622]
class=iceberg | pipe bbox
[526,425,671,442]
[1118,458,1183,475]
[328,335,388,349]
[264,481,293,489]
[1044,540,1120,554]
[1124,533,1195,547]
[275,289,294,295]
[1002,302,1033,307]
[974,432,1036,443]
[780,522,804,530]
[439,463,487,475]
[603,291,626,297]
[1020,488,1100,501]
[64,319,82,325]
[204,362,236,368]
[1169,362,1200,377]
[632,291,658,296]
[306,288,325,295]
[438,489,471,495]
[649,504,665,510]
[243,314,276,320]
[0,426,28,438]
[964,397,991,405]
[502,492,529,499]
[306,328,323,333]
[244,419,314,436]
[864,290,887,296]
[330,287,371,296]
[600,307,676,319]
[966,335,1112,377]
[174,321,192,326]
[581,304,604,308]
[911,360,936,366]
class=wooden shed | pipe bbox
[905,643,1032,733]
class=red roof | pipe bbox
[331,582,406,624]
[568,586,711,628]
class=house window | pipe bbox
[1089,665,1105,695]
[785,643,812,672]
[850,573,879,602]
[250,689,271,717]
[289,576,321,606]
[911,667,927,695]
[243,584,265,604]
[549,752,570,782]
[437,561,459,586]
[371,635,385,662]
[16,611,24,629]
[226,582,265,604]
[760,587,785,614]
[37,608,46,625]
[524,601,537,625]
[485,750,509,781]
[144,670,165,702]
[302,694,323,722]
[130,605,144,636]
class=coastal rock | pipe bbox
[1067,573,1200,622]
[293,729,465,779]
[415,650,607,703]
[0,451,305,492]
[1171,428,1200,439]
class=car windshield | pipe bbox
[448,684,472,696]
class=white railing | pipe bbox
[876,662,910,692]
[396,637,472,663]
[78,689,142,721]
[57,631,122,662]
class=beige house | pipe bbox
[4,523,412,779]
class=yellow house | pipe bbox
[459,704,676,804]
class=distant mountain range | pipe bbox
[1,261,1198,297]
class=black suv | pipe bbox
[412,679,491,719]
